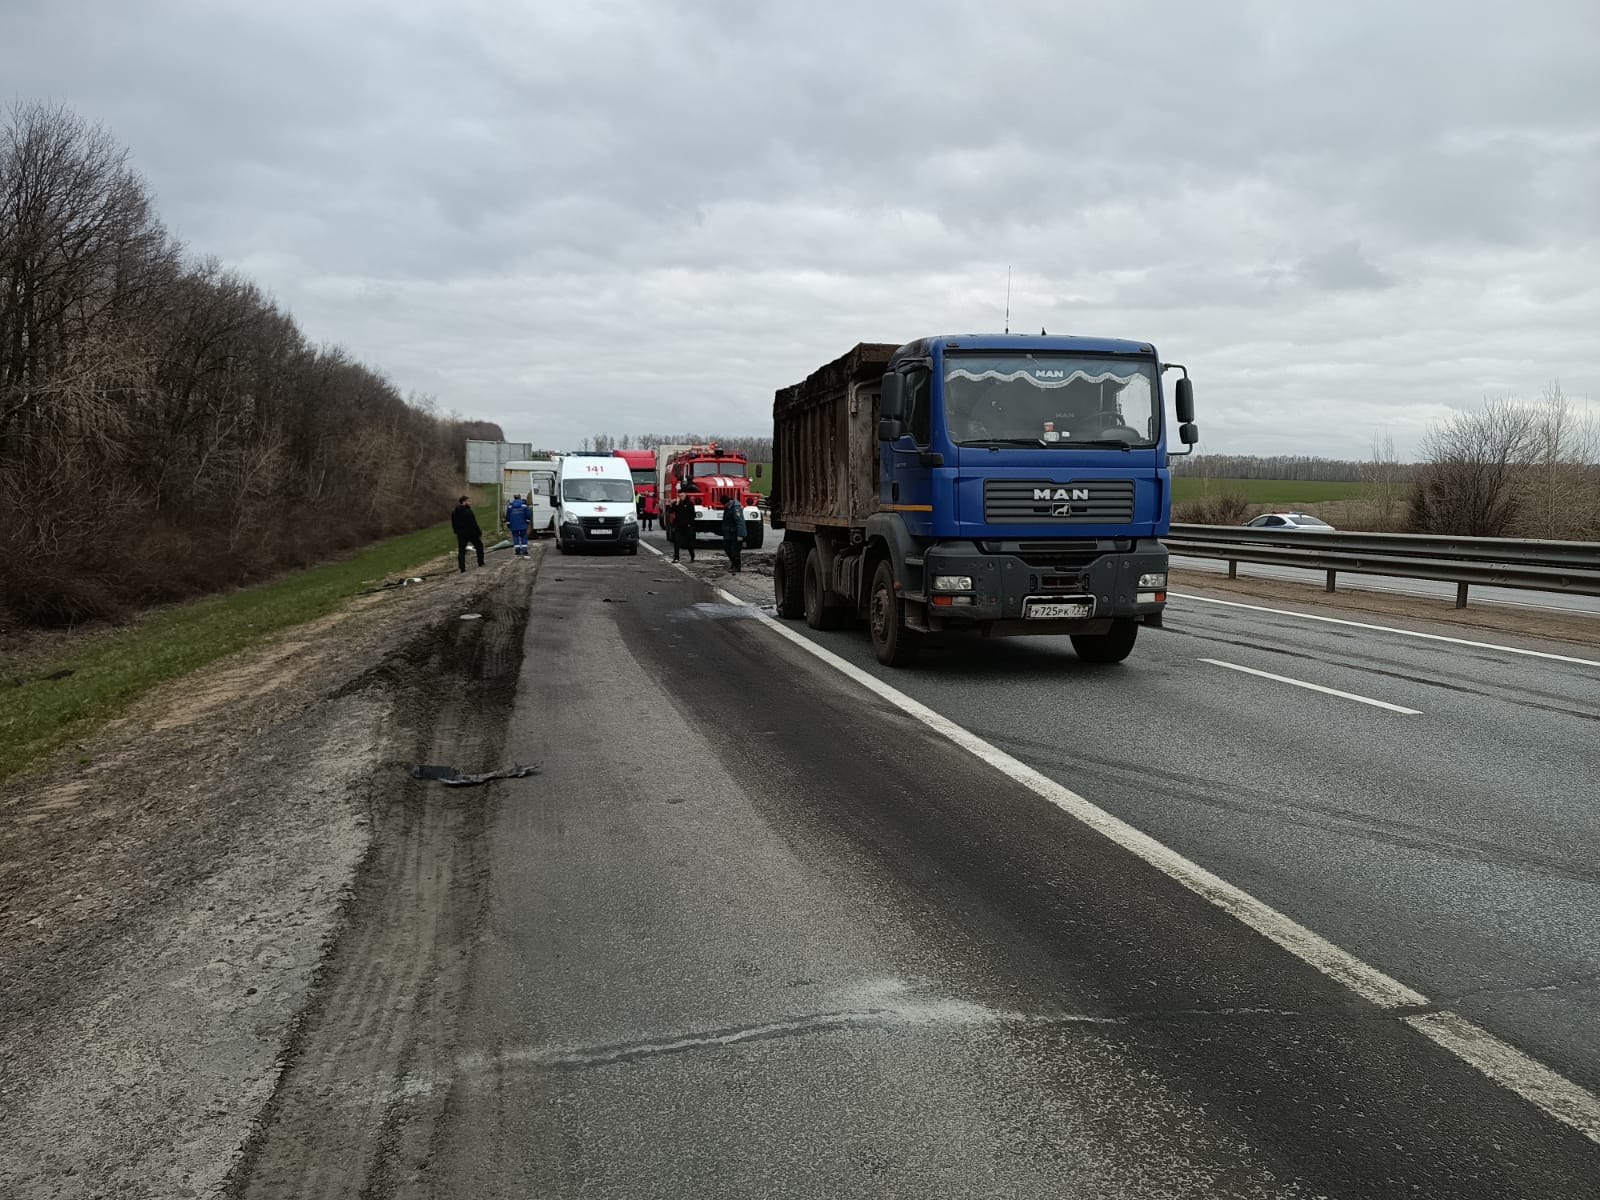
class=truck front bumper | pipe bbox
[917,540,1168,630]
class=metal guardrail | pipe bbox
[1164,524,1600,608]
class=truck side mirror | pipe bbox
[1179,422,1199,445]
[879,372,906,419]
[1175,377,1195,424]
[878,418,905,441]
[754,464,763,479]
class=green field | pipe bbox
[1170,477,1365,504]
[0,521,460,784]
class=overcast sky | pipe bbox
[6,0,1600,457]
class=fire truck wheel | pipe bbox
[744,523,764,550]
[774,540,805,619]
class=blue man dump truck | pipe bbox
[769,335,1198,665]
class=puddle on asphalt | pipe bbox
[683,601,756,620]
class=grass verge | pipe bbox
[0,521,457,784]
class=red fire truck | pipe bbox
[656,442,765,548]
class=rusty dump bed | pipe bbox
[771,342,898,532]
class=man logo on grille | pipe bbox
[1033,487,1091,501]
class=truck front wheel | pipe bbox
[804,548,845,630]
[1070,619,1138,664]
[869,559,920,666]
[745,523,764,550]
[774,540,805,619]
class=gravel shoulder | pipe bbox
[1168,566,1600,651]
[0,544,541,1200]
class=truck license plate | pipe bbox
[589,529,614,537]
[1025,601,1091,620]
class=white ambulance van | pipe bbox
[555,453,641,555]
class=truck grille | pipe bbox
[983,479,1135,525]
[579,516,624,530]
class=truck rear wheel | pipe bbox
[1070,619,1138,664]
[869,559,920,666]
[804,548,845,630]
[745,523,764,550]
[774,540,805,619]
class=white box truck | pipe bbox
[502,459,560,537]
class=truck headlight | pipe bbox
[1139,572,1167,588]
[933,575,973,590]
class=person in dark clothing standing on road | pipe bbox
[671,492,697,563]
[452,496,485,572]
[720,497,746,573]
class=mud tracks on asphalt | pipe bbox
[228,568,534,1199]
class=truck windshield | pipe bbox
[562,479,635,503]
[629,469,654,487]
[692,460,746,477]
[944,354,1159,447]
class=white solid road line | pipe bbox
[1200,658,1422,715]
[1171,592,1600,668]
[630,563,1600,1146]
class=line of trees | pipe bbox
[1,102,498,627]
[1171,454,1390,482]
[583,432,774,461]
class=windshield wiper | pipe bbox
[962,437,1136,451]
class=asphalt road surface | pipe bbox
[235,531,1600,1197]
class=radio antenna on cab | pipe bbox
[1004,266,1012,334]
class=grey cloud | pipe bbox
[1298,241,1394,291]
[5,0,1599,459]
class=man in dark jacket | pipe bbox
[452,496,485,572]
[671,492,698,563]
[720,498,746,573]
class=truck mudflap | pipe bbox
[913,540,1168,631]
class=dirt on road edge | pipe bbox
[0,547,540,1200]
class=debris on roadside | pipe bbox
[409,763,540,787]
[359,575,431,596]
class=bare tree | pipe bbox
[1361,432,1406,530]
[1411,398,1538,536]
[1520,382,1599,538]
